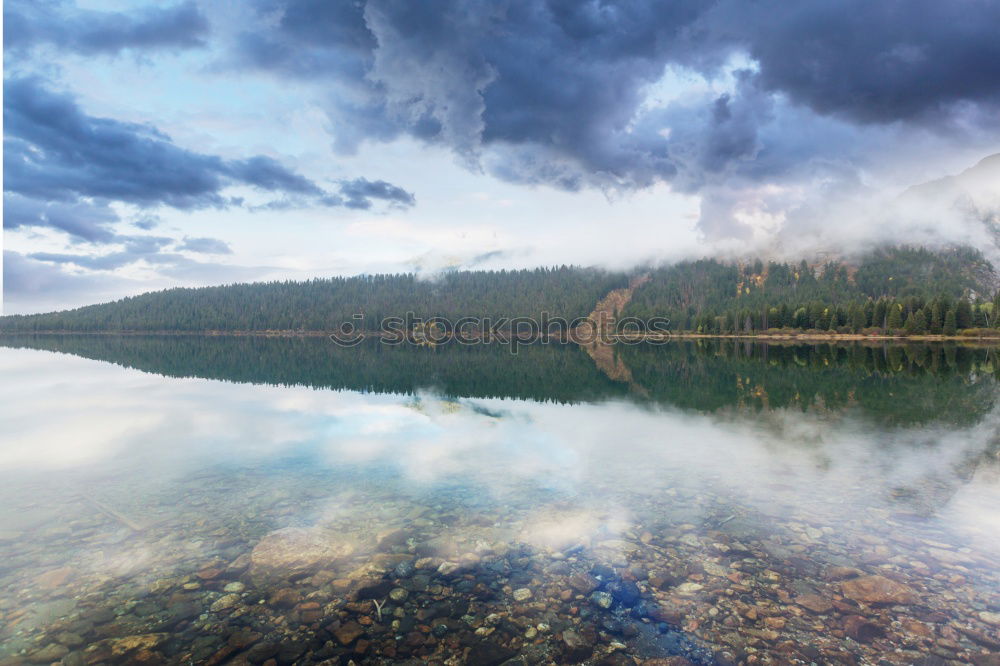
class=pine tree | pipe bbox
[873,300,888,330]
[973,305,988,328]
[956,299,973,329]
[943,309,958,335]
[851,305,866,332]
[886,304,903,331]
[778,304,790,328]
[930,301,943,334]
[817,307,830,330]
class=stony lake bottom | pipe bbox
[0,336,999,666]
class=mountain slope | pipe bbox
[0,267,628,333]
[1,246,996,335]
[622,245,997,332]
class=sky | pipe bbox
[4,0,1000,314]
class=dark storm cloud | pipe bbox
[233,1,375,78]
[338,178,417,210]
[3,0,210,56]
[2,77,416,241]
[230,0,1000,194]
[3,77,329,209]
[3,194,120,243]
[709,0,1000,124]
[229,156,324,197]
[234,0,704,182]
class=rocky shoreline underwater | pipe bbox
[2,471,999,666]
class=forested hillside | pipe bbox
[623,246,1000,334]
[0,267,627,332]
[2,246,998,335]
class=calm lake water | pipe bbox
[0,336,999,666]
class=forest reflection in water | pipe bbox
[0,336,998,665]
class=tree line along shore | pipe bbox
[3,245,999,339]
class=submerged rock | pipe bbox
[356,579,394,600]
[607,580,640,606]
[465,641,516,665]
[675,582,704,596]
[646,604,684,625]
[979,611,1000,626]
[393,559,416,578]
[840,575,918,605]
[843,615,885,643]
[34,567,75,590]
[82,633,168,664]
[376,527,411,551]
[568,572,600,594]
[794,593,833,613]
[333,620,365,645]
[562,629,594,662]
[249,527,355,583]
[244,641,280,662]
[267,587,302,608]
[590,591,613,609]
[209,593,241,612]
[28,643,69,663]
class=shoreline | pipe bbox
[4,329,1000,345]
[647,331,1000,342]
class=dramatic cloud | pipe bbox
[4,77,330,209]
[3,193,120,243]
[3,0,209,56]
[1,75,413,306]
[233,0,703,187]
[228,156,324,198]
[709,1,1000,124]
[338,178,417,210]
[231,0,1000,220]
[5,0,1000,313]
[2,77,416,242]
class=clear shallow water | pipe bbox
[0,337,999,666]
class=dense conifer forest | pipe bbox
[2,246,998,336]
[623,246,1000,335]
[0,267,627,333]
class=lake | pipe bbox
[1,336,999,665]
